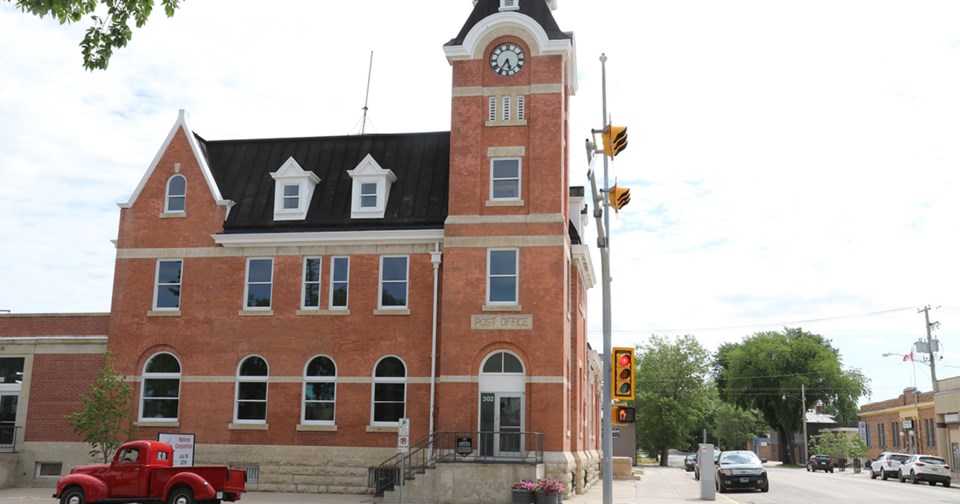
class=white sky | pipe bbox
[1,0,959,405]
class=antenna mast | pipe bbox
[361,51,374,135]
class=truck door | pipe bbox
[104,447,142,497]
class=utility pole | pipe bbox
[919,305,939,392]
[801,384,808,465]
[920,305,950,464]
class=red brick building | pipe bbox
[1,1,603,500]
[859,387,938,459]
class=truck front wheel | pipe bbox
[168,487,196,504]
[60,487,86,504]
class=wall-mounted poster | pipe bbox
[158,433,196,467]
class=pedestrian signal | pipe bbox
[608,185,631,212]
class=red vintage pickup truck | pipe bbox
[54,440,246,504]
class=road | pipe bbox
[709,466,959,504]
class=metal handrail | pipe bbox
[370,430,543,496]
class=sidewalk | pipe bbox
[0,467,699,504]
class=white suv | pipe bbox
[898,454,951,487]
[870,452,911,480]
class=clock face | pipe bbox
[489,43,525,76]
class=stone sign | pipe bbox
[470,314,533,330]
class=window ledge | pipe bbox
[238,310,274,317]
[159,211,186,219]
[483,304,522,312]
[374,309,411,316]
[297,424,338,432]
[296,309,351,316]
[134,421,180,428]
[486,199,524,207]
[229,423,269,430]
[366,425,399,433]
[485,120,528,127]
[147,310,181,317]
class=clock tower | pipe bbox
[440,0,595,490]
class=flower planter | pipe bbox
[534,491,559,504]
[511,489,534,504]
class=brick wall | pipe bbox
[0,314,108,337]
[860,387,938,458]
[25,353,105,442]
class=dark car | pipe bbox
[807,454,835,473]
[716,450,769,493]
[684,453,697,472]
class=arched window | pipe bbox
[481,351,524,374]
[139,353,181,422]
[302,356,336,424]
[234,356,268,423]
[165,175,186,213]
[371,356,406,425]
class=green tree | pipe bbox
[6,0,184,70]
[712,401,766,450]
[810,430,849,461]
[66,352,135,463]
[634,335,712,466]
[848,434,868,463]
[713,327,869,465]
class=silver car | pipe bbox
[898,454,951,487]
[869,452,911,481]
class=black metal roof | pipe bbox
[195,131,451,233]
[446,0,572,47]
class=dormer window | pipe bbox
[500,0,520,11]
[270,157,320,221]
[347,154,397,219]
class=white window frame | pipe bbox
[138,353,181,423]
[153,259,182,311]
[502,96,512,122]
[164,175,186,213]
[329,256,350,310]
[302,355,337,425]
[517,95,526,121]
[282,183,301,210]
[370,356,407,426]
[490,158,522,200]
[302,257,322,309]
[487,248,519,304]
[378,256,409,309]
[488,96,497,121]
[234,355,269,424]
[244,258,274,310]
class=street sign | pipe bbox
[398,418,410,453]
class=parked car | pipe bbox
[869,451,911,481]
[898,454,951,487]
[715,450,769,493]
[684,453,697,472]
[694,447,721,480]
[807,454,835,473]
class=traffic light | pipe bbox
[612,347,635,400]
[608,185,630,212]
[601,125,628,157]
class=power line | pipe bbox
[588,306,919,335]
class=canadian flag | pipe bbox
[904,352,914,362]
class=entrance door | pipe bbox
[479,392,524,458]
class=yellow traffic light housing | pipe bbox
[608,185,631,212]
[601,125,628,158]
[612,347,635,400]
